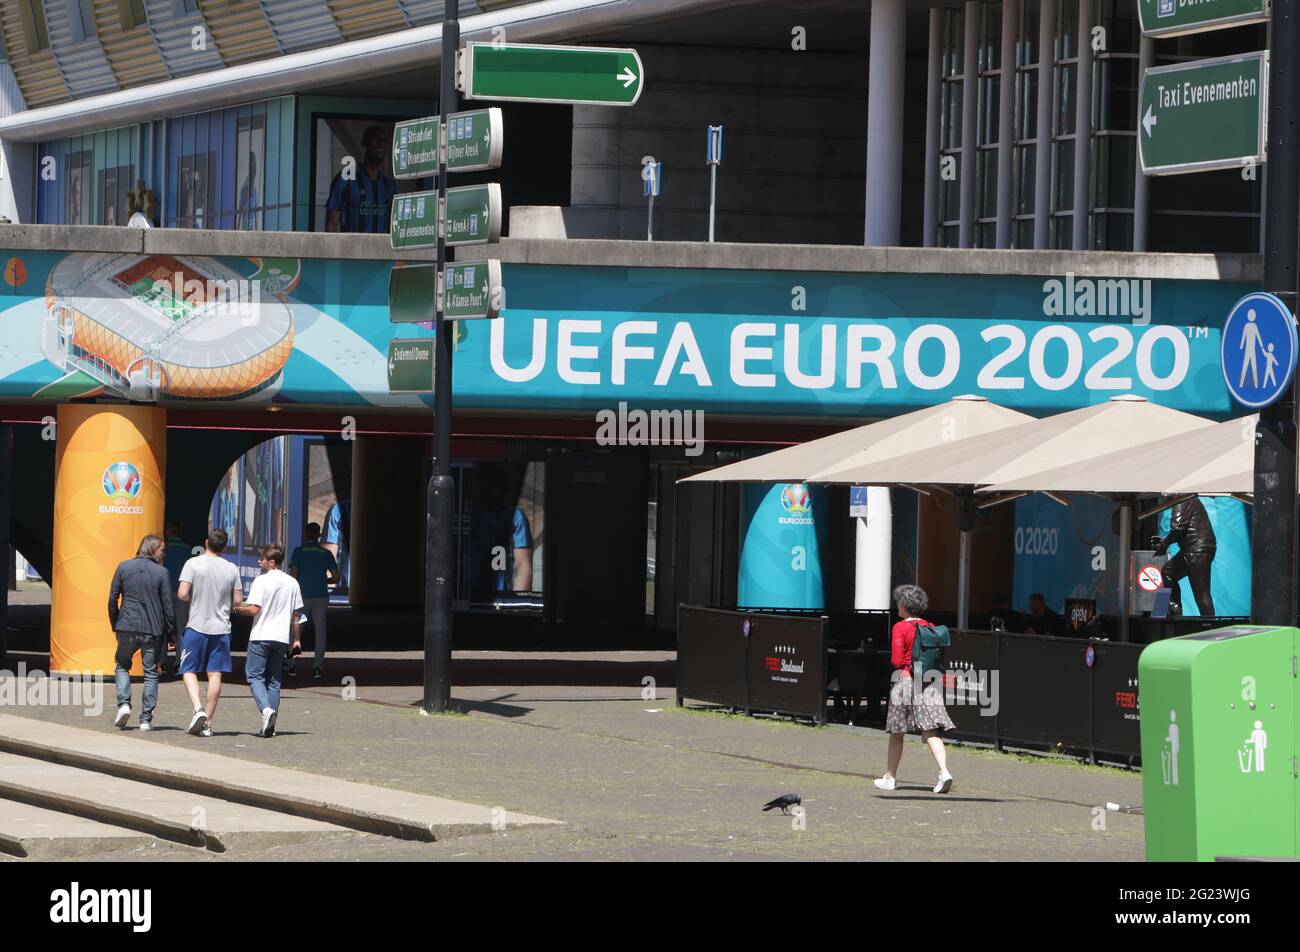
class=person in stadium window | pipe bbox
[1024,593,1068,637]
[322,499,350,595]
[325,126,396,234]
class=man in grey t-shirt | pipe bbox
[177,529,244,737]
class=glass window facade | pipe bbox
[974,1,1002,249]
[937,7,964,248]
[1011,1,1040,248]
[37,98,296,229]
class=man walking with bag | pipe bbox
[238,544,304,738]
[108,534,175,730]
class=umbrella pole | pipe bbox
[958,529,970,630]
[1118,502,1132,643]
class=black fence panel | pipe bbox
[944,630,1001,737]
[677,605,748,710]
[997,633,1091,749]
[746,613,827,720]
[1090,640,1144,760]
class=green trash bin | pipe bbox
[1139,625,1297,862]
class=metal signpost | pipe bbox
[1136,0,1268,38]
[643,160,660,241]
[706,124,723,242]
[1137,52,1267,175]
[1136,1,1300,631]
[460,42,645,106]
[395,20,646,712]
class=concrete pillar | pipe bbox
[51,405,167,675]
[923,7,943,247]
[1073,0,1095,251]
[347,435,426,610]
[854,486,892,610]
[865,0,907,246]
[959,1,979,247]
[1132,35,1155,251]
[1033,0,1057,248]
[995,0,1019,247]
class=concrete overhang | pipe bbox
[0,223,1264,282]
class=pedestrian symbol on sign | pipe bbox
[1222,292,1299,409]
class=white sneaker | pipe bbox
[260,707,277,738]
[187,710,209,736]
[873,777,896,791]
[934,771,954,794]
[199,725,213,738]
[114,704,131,728]
[138,722,153,732]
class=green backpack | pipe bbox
[910,620,951,685]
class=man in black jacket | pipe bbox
[1151,497,1217,617]
[108,534,175,730]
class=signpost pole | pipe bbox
[424,0,458,713]
[1252,0,1300,626]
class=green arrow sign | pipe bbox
[389,183,501,250]
[393,116,440,179]
[1137,0,1267,38]
[461,42,644,107]
[393,108,503,179]
[387,338,435,393]
[389,260,502,322]
[1138,52,1267,175]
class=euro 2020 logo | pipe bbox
[102,462,142,500]
[780,484,812,515]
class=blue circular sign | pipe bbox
[1221,292,1298,408]
[1085,645,1095,669]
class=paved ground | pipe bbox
[0,648,1145,861]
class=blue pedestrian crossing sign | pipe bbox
[1221,292,1298,408]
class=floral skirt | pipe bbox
[885,675,956,735]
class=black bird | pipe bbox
[762,793,801,815]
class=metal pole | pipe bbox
[1252,0,1300,626]
[1131,36,1154,252]
[647,192,654,241]
[957,528,970,629]
[424,0,459,713]
[1117,501,1131,642]
[708,163,717,242]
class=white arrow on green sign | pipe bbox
[1137,0,1267,38]
[460,42,644,107]
[387,337,435,393]
[390,183,501,250]
[1138,51,1267,176]
[389,260,502,322]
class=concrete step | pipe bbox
[0,752,358,853]
[0,798,155,859]
[0,714,559,840]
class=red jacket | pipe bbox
[891,618,931,676]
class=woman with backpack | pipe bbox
[873,584,955,794]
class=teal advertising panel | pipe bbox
[1158,497,1252,616]
[1012,495,1120,616]
[739,484,828,610]
[0,253,1252,415]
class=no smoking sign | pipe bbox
[1138,564,1163,593]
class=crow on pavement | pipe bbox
[762,793,801,815]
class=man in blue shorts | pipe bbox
[177,529,244,736]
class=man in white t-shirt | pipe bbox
[177,530,244,737]
[235,544,303,738]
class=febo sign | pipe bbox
[1221,292,1298,409]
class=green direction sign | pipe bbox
[387,338,434,393]
[393,116,440,179]
[389,183,501,250]
[388,260,502,322]
[446,108,503,173]
[444,259,502,320]
[393,108,503,179]
[461,42,644,107]
[1137,0,1267,38]
[1138,52,1267,175]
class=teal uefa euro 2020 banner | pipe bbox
[0,250,1252,415]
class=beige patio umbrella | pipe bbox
[681,395,1032,484]
[809,395,1216,634]
[974,412,1257,640]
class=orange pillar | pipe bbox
[50,405,166,675]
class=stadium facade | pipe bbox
[0,0,1272,668]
